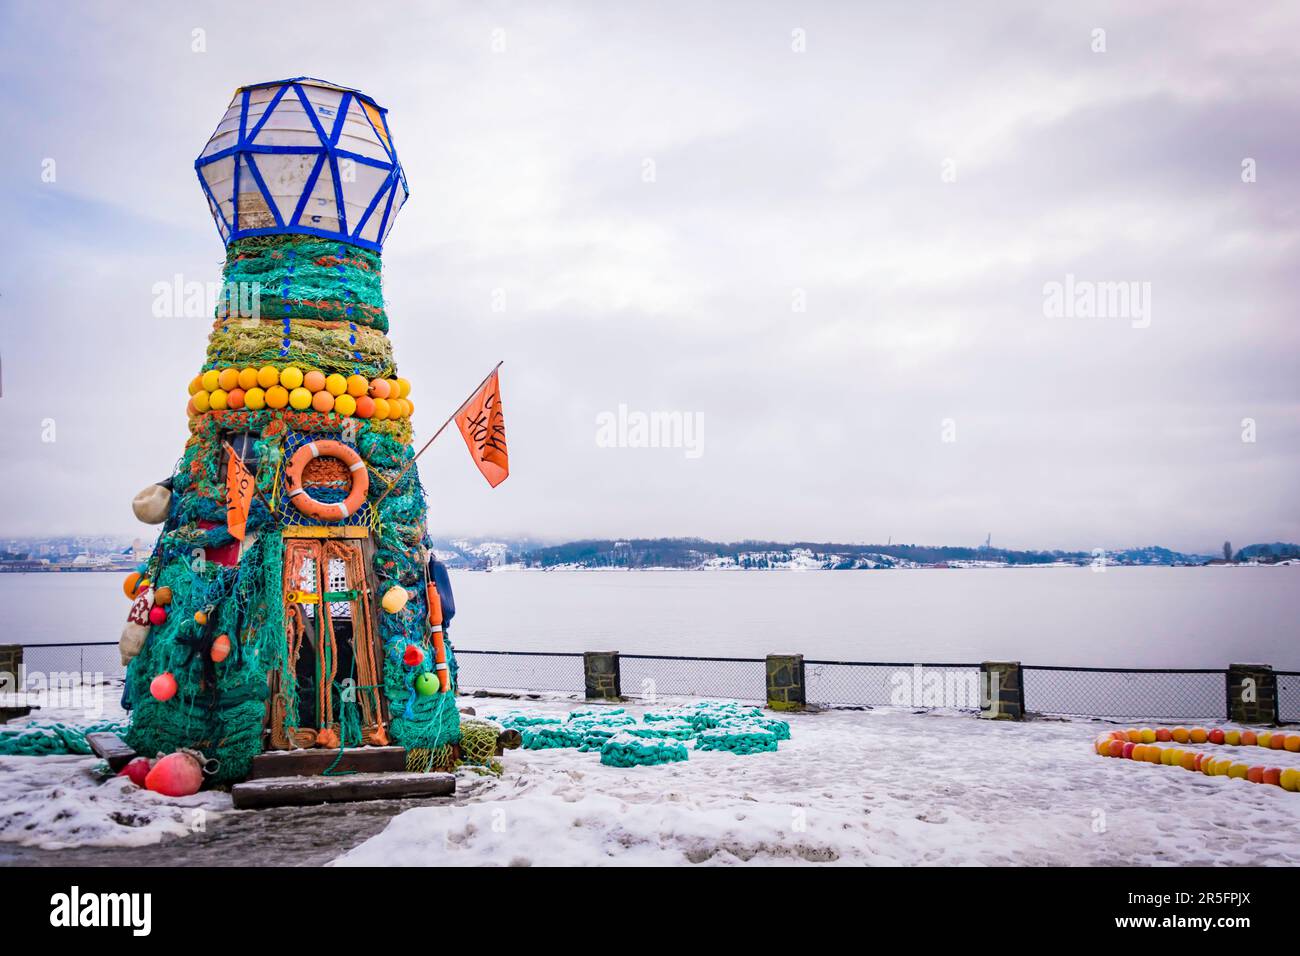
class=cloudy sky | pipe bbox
[0,1,1296,552]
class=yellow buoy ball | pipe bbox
[192,391,211,413]
[1224,730,1242,746]
[303,369,327,393]
[371,397,390,420]
[1228,763,1250,780]
[217,368,239,392]
[280,366,304,390]
[201,369,221,392]
[265,385,289,409]
[1258,732,1273,748]
[333,393,357,417]
[187,375,204,396]
[1160,747,1177,765]
[1139,728,1156,744]
[244,387,266,410]
[209,389,229,411]
[288,387,313,410]
[311,389,334,413]
[1190,728,1208,744]
[346,374,369,397]
[396,377,411,399]
[381,587,409,614]
[257,365,280,388]
[238,367,259,390]
[1281,768,1300,792]
[325,373,347,396]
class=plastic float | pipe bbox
[1093,727,1300,792]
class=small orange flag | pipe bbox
[224,444,256,541]
[455,369,509,487]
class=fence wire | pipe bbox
[7,642,1299,724]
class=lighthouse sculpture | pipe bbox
[120,78,460,783]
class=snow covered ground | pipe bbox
[334,698,1300,866]
[4,692,1300,863]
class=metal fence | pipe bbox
[9,642,1300,723]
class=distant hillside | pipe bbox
[1232,542,1300,563]
[506,538,1218,570]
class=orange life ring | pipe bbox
[285,439,369,521]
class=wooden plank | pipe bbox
[231,771,455,810]
[85,731,137,771]
[248,745,407,779]
[281,526,370,539]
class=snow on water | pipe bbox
[335,699,1300,866]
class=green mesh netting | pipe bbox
[0,721,130,757]
[600,732,688,767]
[122,236,459,783]
[694,726,780,755]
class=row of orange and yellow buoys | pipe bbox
[1112,725,1300,752]
[1093,729,1300,792]
[186,367,413,421]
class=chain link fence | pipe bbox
[8,642,1300,723]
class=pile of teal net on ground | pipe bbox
[488,701,790,767]
[0,720,129,757]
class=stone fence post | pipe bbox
[583,651,621,700]
[766,654,806,711]
[980,660,1024,720]
[1226,663,1278,725]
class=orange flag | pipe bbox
[455,369,509,487]
[224,444,256,540]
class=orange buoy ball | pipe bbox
[1172,727,1189,743]
[123,572,144,599]
[1192,753,1208,771]
[288,387,313,410]
[311,389,334,413]
[186,398,198,418]
[194,610,208,625]
[209,389,229,411]
[396,377,411,398]
[1107,740,1125,758]
[1270,733,1287,751]
[227,388,246,410]
[244,387,266,410]
[257,365,280,388]
[188,374,204,395]
[153,586,172,606]
[238,367,259,390]
[346,373,369,397]
[280,366,304,389]
[1130,744,1146,761]
[333,393,356,417]
[405,398,415,418]
[1224,729,1241,746]
[1241,730,1258,746]
[201,369,221,392]
[1201,756,1218,776]
[149,672,178,702]
[353,395,375,418]
[218,367,240,391]
[325,373,347,396]
[192,390,211,412]
[265,385,289,409]
[369,377,391,399]
[1190,728,1208,744]
[1263,767,1283,787]
[1228,763,1250,780]
[1180,751,1199,771]
[1124,728,1141,743]
[303,370,327,393]
[395,398,411,418]
[1208,728,1226,745]
[1285,735,1300,753]
[1109,730,1127,741]
[1257,731,1273,748]
[1122,742,1137,759]
[1247,766,1265,784]
[1139,728,1156,744]
[1094,737,1109,756]
[144,751,203,797]
[1147,746,1163,764]
[1155,728,1173,742]
[210,634,231,663]
[371,397,390,420]
[1281,768,1300,792]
